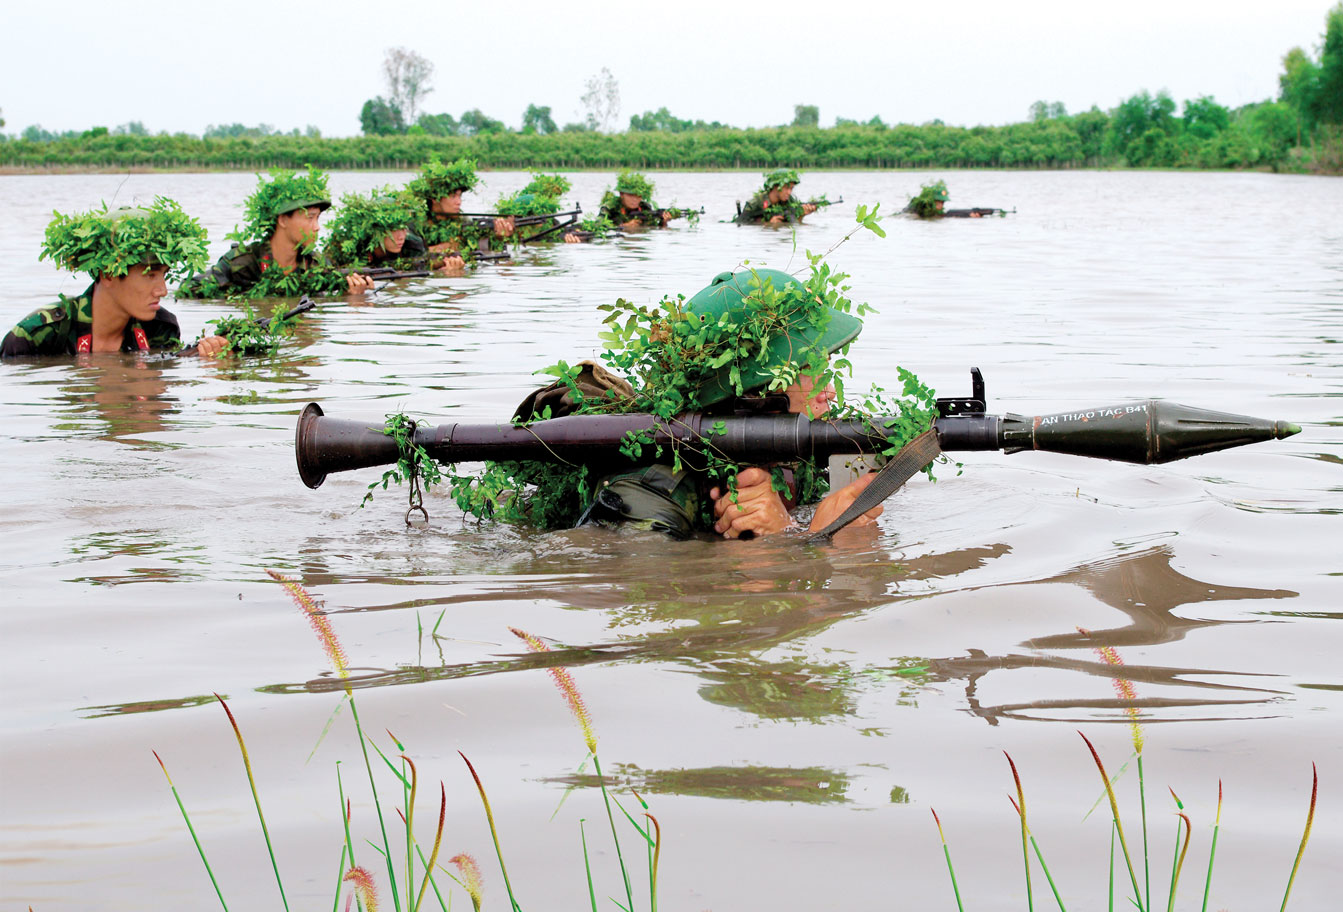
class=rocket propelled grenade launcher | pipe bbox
[294,369,1300,489]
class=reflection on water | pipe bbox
[548,763,856,804]
[52,358,177,443]
[2,171,1340,909]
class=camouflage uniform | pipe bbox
[178,240,341,298]
[735,193,805,225]
[599,195,663,228]
[2,283,181,357]
[365,230,429,268]
[420,215,500,258]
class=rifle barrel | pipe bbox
[294,400,1299,489]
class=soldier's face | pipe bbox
[785,371,836,419]
[277,207,322,248]
[619,192,642,210]
[105,264,169,322]
[432,191,464,216]
[382,229,408,254]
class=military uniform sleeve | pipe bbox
[736,194,767,224]
[2,304,71,357]
[179,243,262,298]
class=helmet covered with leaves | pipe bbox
[763,169,802,190]
[660,269,862,409]
[521,172,571,200]
[323,187,422,265]
[906,180,949,218]
[409,156,480,200]
[614,171,655,200]
[237,168,332,242]
[39,197,210,281]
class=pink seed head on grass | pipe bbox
[509,626,597,754]
[343,865,379,912]
[267,569,349,685]
[1079,626,1144,754]
[450,853,484,910]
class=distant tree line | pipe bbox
[3,6,1339,173]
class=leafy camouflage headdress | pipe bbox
[236,168,332,242]
[323,187,422,266]
[763,169,802,190]
[496,173,572,217]
[614,171,655,200]
[39,197,210,281]
[907,180,949,218]
[409,156,481,200]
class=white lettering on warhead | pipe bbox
[1037,405,1144,426]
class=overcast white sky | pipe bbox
[2,0,1334,137]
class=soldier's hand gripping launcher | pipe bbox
[294,369,1300,489]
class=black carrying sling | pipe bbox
[807,426,942,540]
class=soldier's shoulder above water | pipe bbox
[1,287,92,357]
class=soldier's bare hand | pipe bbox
[768,214,786,225]
[437,255,467,276]
[346,273,375,294]
[193,334,231,358]
[808,473,883,533]
[493,217,515,238]
[802,203,818,215]
[563,233,582,243]
[709,467,795,539]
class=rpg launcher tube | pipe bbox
[294,400,1299,489]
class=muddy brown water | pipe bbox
[1,170,1340,910]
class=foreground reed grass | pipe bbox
[153,573,1322,911]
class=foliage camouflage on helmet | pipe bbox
[323,186,422,266]
[907,180,949,218]
[234,168,332,243]
[614,170,655,200]
[496,173,572,217]
[39,197,210,281]
[408,156,480,200]
[763,169,802,190]
[601,266,863,412]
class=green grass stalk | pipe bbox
[646,813,661,912]
[412,845,450,912]
[351,699,402,912]
[152,750,230,912]
[1108,820,1116,912]
[592,753,635,912]
[579,819,599,912]
[215,694,289,912]
[930,808,965,912]
[1280,763,1318,912]
[1199,781,1222,912]
[1005,752,1035,911]
[402,755,418,912]
[412,784,447,912]
[1009,796,1067,912]
[1164,789,1185,912]
[1166,812,1191,912]
[459,751,522,911]
[1139,754,1150,912]
[1080,732,1146,912]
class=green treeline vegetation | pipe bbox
[4,5,1339,174]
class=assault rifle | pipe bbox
[293,368,1299,489]
[181,296,316,356]
[943,207,1013,218]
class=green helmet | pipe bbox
[409,156,480,200]
[614,170,654,200]
[763,169,801,190]
[683,269,861,407]
[238,168,332,242]
[39,197,210,281]
[323,187,422,265]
